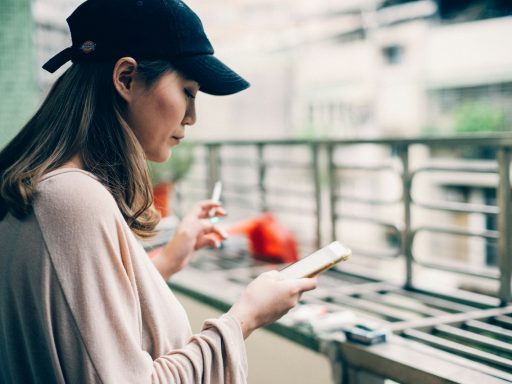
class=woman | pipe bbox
[0,0,317,383]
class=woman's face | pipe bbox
[125,70,199,162]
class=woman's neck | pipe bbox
[60,155,84,170]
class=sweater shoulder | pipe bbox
[35,169,118,220]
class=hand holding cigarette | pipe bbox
[208,181,223,222]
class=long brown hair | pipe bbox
[0,60,175,238]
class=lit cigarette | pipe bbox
[209,181,222,219]
[211,181,222,204]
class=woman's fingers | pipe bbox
[281,276,318,293]
[208,206,227,218]
[197,219,228,237]
[296,277,318,292]
[196,200,227,218]
[193,220,229,250]
[196,234,221,249]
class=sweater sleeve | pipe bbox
[153,314,248,383]
[34,172,248,384]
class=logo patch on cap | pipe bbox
[80,40,96,54]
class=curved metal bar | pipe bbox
[413,201,499,215]
[264,160,314,169]
[414,260,499,280]
[410,163,498,177]
[334,213,403,232]
[349,246,401,260]
[265,186,314,198]
[334,193,402,206]
[411,226,499,240]
[333,164,397,172]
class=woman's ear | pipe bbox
[113,57,138,103]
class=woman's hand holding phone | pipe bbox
[228,241,349,338]
[228,270,317,339]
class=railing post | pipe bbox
[206,144,221,196]
[257,143,267,212]
[399,144,413,289]
[327,144,337,243]
[497,147,512,305]
[312,142,322,249]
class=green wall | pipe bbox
[0,0,38,148]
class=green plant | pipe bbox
[422,101,508,136]
[454,102,506,134]
[453,102,507,159]
[147,142,194,185]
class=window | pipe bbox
[382,44,404,65]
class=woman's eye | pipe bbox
[184,89,195,99]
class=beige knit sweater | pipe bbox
[0,169,248,383]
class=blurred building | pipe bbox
[2,0,510,143]
[186,0,512,140]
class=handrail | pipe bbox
[178,134,512,303]
[192,133,512,147]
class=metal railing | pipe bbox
[177,134,512,305]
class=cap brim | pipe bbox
[171,55,250,96]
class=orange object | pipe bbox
[227,212,299,263]
[153,182,172,217]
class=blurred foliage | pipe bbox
[298,119,323,140]
[453,102,506,134]
[147,142,194,185]
[423,101,508,136]
[454,102,507,158]
[422,101,509,158]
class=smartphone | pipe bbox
[279,241,351,279]
[208,181,222,221]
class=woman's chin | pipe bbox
[148,149,172,163]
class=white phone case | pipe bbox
[279,241,351,279]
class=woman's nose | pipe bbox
[182,103,197,126]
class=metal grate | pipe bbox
[164,239,512,383]
[399,310,512,375]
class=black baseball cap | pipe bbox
[42,0,250,96]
